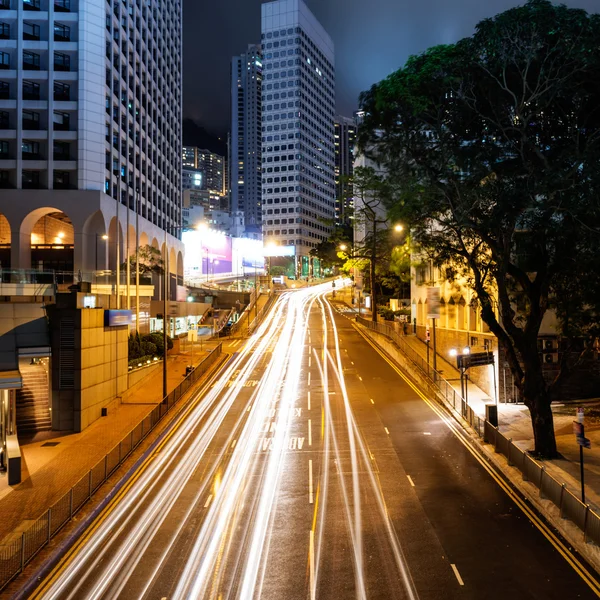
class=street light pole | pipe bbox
[163,226,168,400]
[135,187,140,333]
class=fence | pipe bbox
[228,291,277,338]
[0,344,223,593]
[356,316,600,547]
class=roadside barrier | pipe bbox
[356,316,600,548]
[0,344,223,593]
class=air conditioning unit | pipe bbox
[544,352,559,364]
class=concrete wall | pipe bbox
[48,304,128,432]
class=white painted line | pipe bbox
[358,376,362,381]
[309,459,314,504]
[451,564,464,586]
[407,475,415,487]
[423,432,431,436]
[204,494,213,508]
[231,439,237,449]
[351,361,354,365]
[384,427,390,435]
[309,529,316,600]
[246,404,252,412]
[307,391,311,411]
[308,419,312,446]
[308,372,311,386]
[370,399,375,405]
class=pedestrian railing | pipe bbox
[356,316,600,548]
[0,344,224,593]
[248,292,278,335]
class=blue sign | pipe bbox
[105,310,132,327]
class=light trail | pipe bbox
[37,279,419,600]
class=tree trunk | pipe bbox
[522,367,557,458]
[371,218,377,323]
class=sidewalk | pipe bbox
[0,341,222,543]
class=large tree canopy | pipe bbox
[358,0,600,457]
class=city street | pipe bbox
[29,282,600,600]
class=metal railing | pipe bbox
[0,344,224,593]
[356,316,600,547]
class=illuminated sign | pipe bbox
[105,310,132,327]
[263,245,296,258]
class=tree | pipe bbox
[358,0,600,457]
[123,244,164,275]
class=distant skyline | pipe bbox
[182,0,598,135]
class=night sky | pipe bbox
[183,0,598,136]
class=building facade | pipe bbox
[334,115,357,228]
[0,0,184,275]
[260,0,336,276]
[230,44,263,234]
[182,146,225,194]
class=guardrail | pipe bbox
[248,292,278,335]
[0,344,224,593]
[355,316,600,548]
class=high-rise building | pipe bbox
[181,147,225,194]
[230,44,263,233]
[261,0,336,277]
[0,0,183,274]
[334,115,357,228]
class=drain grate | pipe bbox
[41,442,60,447]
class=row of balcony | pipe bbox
[0,51,72,71]
[0,21,72,41]
[0,0,71,11]
[0,80,72,100]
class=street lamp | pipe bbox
[394,224,404,233]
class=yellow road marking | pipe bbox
[354,325,600,597]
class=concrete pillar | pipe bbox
[11,227,31,270]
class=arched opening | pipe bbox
[0,213,10,269]
[107,216,124,271]
[82,210,109,273]
[25,209,74,273]
[177,251,184,286]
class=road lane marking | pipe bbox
[307,391,311,410]
[370,398,375,404]
[309,356,312,367]
[309,459,314,504]
[353,323,600,597]
[231,439,237,449]
[309,529,316,600]
[351,361,354,365]
[358,376,362,381]
[308,372,311,385]
[407,475,415,487]
[423,432,431,436]
[308,419,312,446]
[384,427,390,435]
[204,494,213,509]
[451,564,464,586]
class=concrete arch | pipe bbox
[82,210,109,272]
[18,207,74,271]
[176,251,184,285]
[139,232,149,248]
[107,217,125,271]
[169,247,177,275]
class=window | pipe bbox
[22,170,41,189]
[53,111,69,131]
[23,51,40,70]
[53,170,70,189]
[54,52,70,71]
[54,23,70,41]
[23,0,41,10]
[22,110,40,130]
[22,140,40,159]
[0,23,9,39]
[54,0,71,12]
[23,22,40,40]
[23,80,39,100]
[0,111,8,128]
[54,81,70,101]
[53,141,69,160]
[0,140,8,158]
[0,81,7,100]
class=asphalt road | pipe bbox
[27,282,600,600]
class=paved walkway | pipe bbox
[0,344,223,543]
